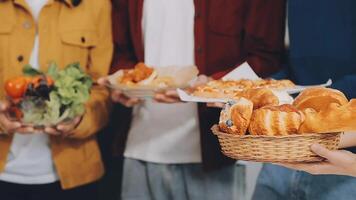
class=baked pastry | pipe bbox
[192,80,245,99]
[234,88,280,109]
[219,98,254,135]
[192,86,236,99]
[254,79,295,89]
[299,99,356,133]
[192,79,295,99]
[293,87,348,111]
[118,63,157,85]
[248,104,304,136]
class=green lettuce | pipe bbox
[21,62,93,125]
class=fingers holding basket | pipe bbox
[278,144,356,177]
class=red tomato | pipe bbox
[9,106,23,119]
[46,76,54,86]
[4,77,28,99]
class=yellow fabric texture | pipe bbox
[0,0,113,189]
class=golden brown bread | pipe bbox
[248,104,304,136]
[219,98,253,135]
[293,87,348,111]
[299,99,356,133]
[192,79,295,99]
[234,88,280,109]
[192,88,236,99]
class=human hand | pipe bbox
[0,100,34,134]
[278,144,356,177]
[153,75,212,104]
[190,75,212,88]
[206,102,225,108]
[190,75,225,108]
[97,77,141,107]
[44,117,82,137]
[154,90,181,104]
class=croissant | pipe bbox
[234,88,280,109]
[293,87,348,111]
[248,104,304,136]
[299,99,356,133]
[219,98,253,135]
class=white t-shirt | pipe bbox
[124,0,202,163]
[0,0,58,184]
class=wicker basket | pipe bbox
[211,125,341,163]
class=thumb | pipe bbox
[97,77,109,86]
[0,101,10,112]
[311,144,339,162]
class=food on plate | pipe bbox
[293,87,348,111]
[248,104,304,136]
[234,88,280,109]
[4,63,93,126]
[191,85,236,99]
[192,79,295,99]
[119,62,157,85]
[116,62,179,88]
[253,79,295,89]
[219,98,253,135]
[204,79,254,90]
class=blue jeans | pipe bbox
[121,158,246,200]
[252,164,356,200]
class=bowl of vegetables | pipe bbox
[4,62,93,128]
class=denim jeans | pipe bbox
[252,164,356,200]
[121,158,246,200]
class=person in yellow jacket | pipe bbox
[0,0,113,199]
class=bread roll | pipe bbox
[219,98,253,135]
[234,88,280,109]
[299,99,356,133]
[249,104,304,136]
[293,88,348,111]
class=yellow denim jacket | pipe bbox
[0,0,113,189]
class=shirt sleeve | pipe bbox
[332,75,356,99]
[243,0,286,78]
[111,0,139,73]
[70,0,113,139]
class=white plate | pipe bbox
[105,66,199,98]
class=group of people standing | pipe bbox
[0,0,355,200]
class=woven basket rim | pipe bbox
[211,125,341,139]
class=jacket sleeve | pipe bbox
[70,0,113,139]
[332,75,356,99]
[243,0,286,78]
[111,0,138,73]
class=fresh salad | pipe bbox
[4,62,93,126]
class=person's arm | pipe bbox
[0,100,34,134]
[244,0,286,77]
[278,132,356,176]
[332,75,356,99]
[96,0,142,107]
[211,0,286,79]
[111,0,138,73]
[279,143,356,177]
[68,0,113,139]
